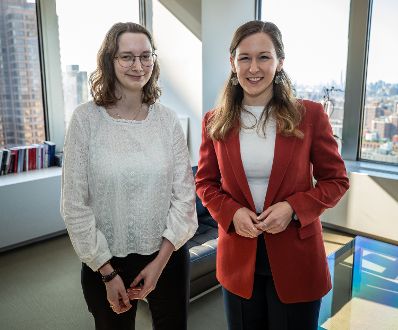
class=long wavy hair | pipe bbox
[90,22,161,107]
[207,21,303,140]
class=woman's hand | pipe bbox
[127,258,165,300]
[255,201,293,234]
[105,275,132,314]
[127,239,174,300]
[232,207,262,238]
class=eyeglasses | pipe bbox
[115,53,157,68]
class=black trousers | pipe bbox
[222,237,321,330]
[81,244,190,330]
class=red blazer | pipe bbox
[195,100,349,303]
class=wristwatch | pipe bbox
[101,269,118,283]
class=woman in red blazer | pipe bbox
[195,21,349,330]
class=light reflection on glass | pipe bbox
[319,236,398,328]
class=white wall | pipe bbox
[322,172,398,243]
[152,0,202,164]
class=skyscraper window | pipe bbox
[0,0,45,148]
[361,0,398,164]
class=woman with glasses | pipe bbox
[195,20,349,330]
[61,22,197,330]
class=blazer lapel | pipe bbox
[223,131,256,211]
[264,133,297,209]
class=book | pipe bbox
[30,144,40,170]
[24,146,30,172]
[17,147,25,173]
[39,144,44,169]
[27,146,35,170]
[0,149,3,175]
[43,143,49,168]
[9,147,19,173]
[4,149,11,174]
[44,141,56,167]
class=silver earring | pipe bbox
[231,75,239,86]
[274,71,282,84]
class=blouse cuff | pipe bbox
[87,250,113,272]
[162,228,194,251]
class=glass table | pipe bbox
[319,236,398,329]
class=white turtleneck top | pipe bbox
[240,106,276,213]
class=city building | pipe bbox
[62,64,88,126]
[372,118,393,140]
[0,0,44,148]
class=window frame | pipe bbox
[36,0,65,152]
[341,0,373,162]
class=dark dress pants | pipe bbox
[81,244,190,330]
[222,237,321,330]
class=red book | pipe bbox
[28,146,36,171]
[32,146,37,170]
[9,148,19,173]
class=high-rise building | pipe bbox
[389,115,398,138]
[0,0,45,148]
[364,101,378,132]
[63,65,88,126]
[372,119,393,140]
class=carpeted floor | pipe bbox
[0,234,226,330]
[1,228,367,330]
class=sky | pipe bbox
[55,0,398,85]
[366,0,398,84]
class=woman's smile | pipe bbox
[247,77,264,84]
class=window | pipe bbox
[361,0,398,164]
[55,0,140,128]
[0,0,45,148]
[261,0,350,141]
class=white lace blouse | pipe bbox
[61,101,198,271]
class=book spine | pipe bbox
[43,144,49,168]
[17,148,24,173]
[0,149,3,175]
[24,147,29,172]
[44,141,56,167]
[4,149,11,174]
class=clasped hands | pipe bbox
[232,201,294,238]
[105,258,164,314]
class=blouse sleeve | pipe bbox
[162,113,198,250]
[60,105,112,271]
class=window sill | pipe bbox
[344,160,398,180]
[0,167,61,187]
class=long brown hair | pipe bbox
[207,21,303,140]
[90,22,161,107]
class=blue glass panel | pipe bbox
[319,236,398,328]
[352,236,398,308]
